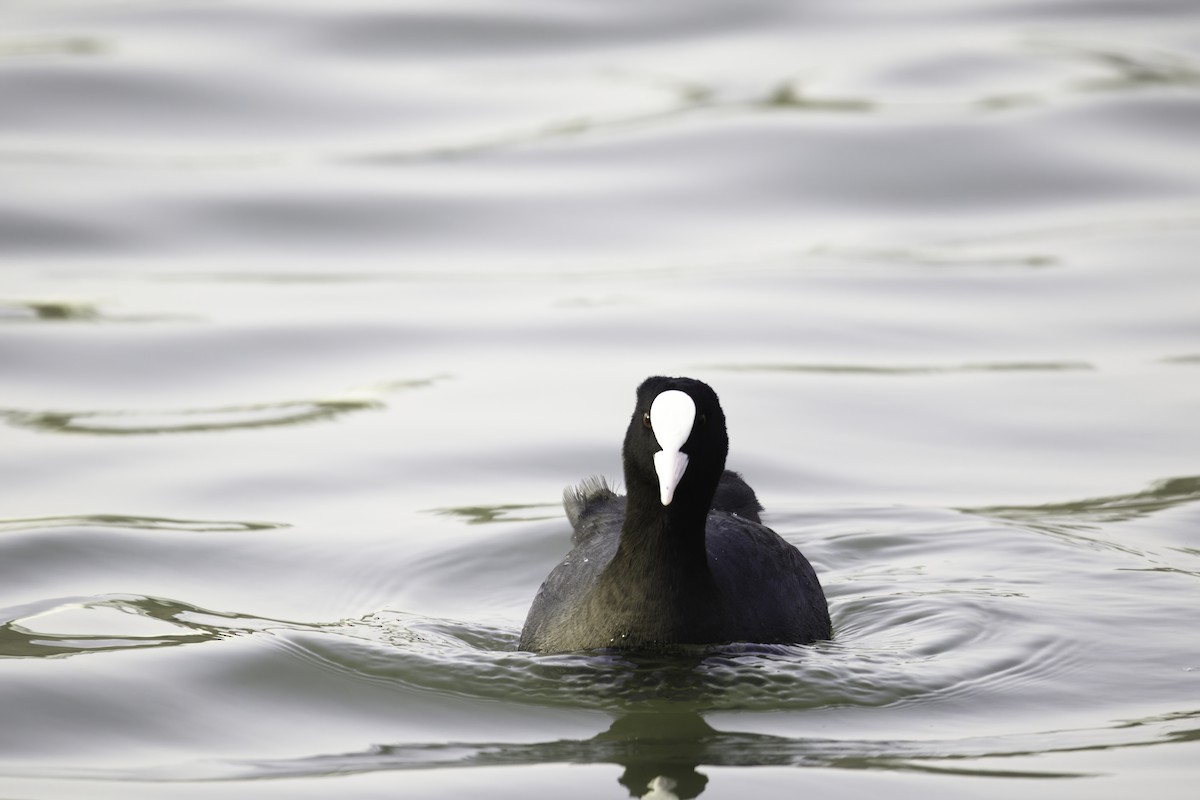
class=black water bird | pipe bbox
[519,376,831,653]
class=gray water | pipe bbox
[2,1,1199,798]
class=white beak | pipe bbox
[649,390,696,506]
[653,449,689,506]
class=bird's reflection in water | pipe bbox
[225,709,727,796]
[598,712,713,799]
[642,775,681,799]
[225,649,831,796]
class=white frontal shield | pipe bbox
[649,390,696,506]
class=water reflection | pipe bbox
[430,503,560,525]
[0,399,378,435]
[601,713,712,798]
[965,474,1200,526]
[761,80,873,112]
[813,242,1058,269]
[17,696,1197,787]
[0,593,312,659]
[1060,43,1200,91]
[0,298,196,323]
[643,775,681,799]
[215,712,718,794]
[707,361,1093,375]
[349,74,874,166]
[0,34,106,59]
[189,706,1200,788]
[0,299,99,321]
[0,513,286,534]
[0,377,439,435]
[240,712,719,797]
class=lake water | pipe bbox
[2,1,1199,798]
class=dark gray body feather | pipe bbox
[520,471,830,653]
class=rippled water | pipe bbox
[3,1,1199,798]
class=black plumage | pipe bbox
[519,376,831,653]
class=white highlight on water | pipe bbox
[642,776,679,800]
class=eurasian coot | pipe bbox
[519,376,831,653]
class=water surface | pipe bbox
[2,1,1199,798]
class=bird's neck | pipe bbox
[590,481,721,646]
[615,482,712,570]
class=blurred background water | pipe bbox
[2,1,1199,798]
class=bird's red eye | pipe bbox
[642,411,652,428]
